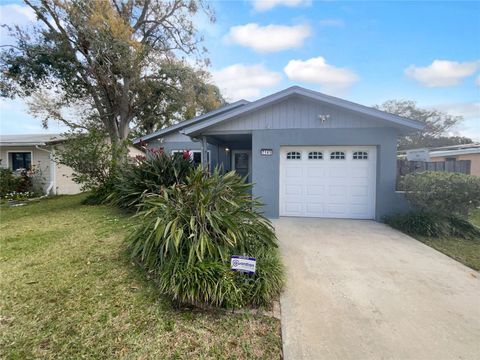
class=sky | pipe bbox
[0,0,479,140]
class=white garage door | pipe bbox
[279,146,376,219]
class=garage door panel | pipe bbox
[326,204,348,216]
[329,167,349,178]
[351,167,369,178]
[306,185,325,195]
[285,167,302,178]
[285,184,302,195]
[328,185,348,196]
[280,146,376,219]
[305,203,325,215]
[306,167,326,177]
[284,202,303,215]
[351,185,368,196]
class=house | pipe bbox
[0,134,83,195]
[0,134,145,195]
[426,144,479,176]
[135,86,424,220]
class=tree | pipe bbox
[1,0,223,149]
[131,60,224,136]
[374,100,472,150]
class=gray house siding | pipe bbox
[203,96,388,133]
[251,127,409,220]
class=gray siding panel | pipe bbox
[210,97,386,133]
[251,128,408,220]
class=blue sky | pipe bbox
[1,0,479,139]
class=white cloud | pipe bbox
[251,0,311,12]
[434,102,480,121]
[405,59,480,87]
[0,4,36,23]
[318,18,345,28]
[212,64,282,101]
[476,75,480,86]
[431,102,480,141]
[284,56,359,93]
[0,4,37,46]
[225,23,311,53]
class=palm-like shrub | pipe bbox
[109,149,193,209]
[127,168,284,308]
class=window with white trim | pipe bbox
[286,151,301,160]
[330,151,345,160]
[171,150,210,168]
[9,152,32,170]
[308,151,323,160]
[353,151,368,160]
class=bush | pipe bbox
[402,171,480,217]
[0,168,18,197]
[81,179,116,205]
[384,212,448,237]
[109,149,193,209]
[1,166,45,199]
[127,168,284,308]
[54,130,127,192]
[385,212,480,240]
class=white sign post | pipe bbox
[231,255,256,274]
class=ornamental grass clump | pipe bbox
[127,167,284,308]
[109,148,193,209]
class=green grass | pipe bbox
[0,195,282,359]
[416,209,480,271]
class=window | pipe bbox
[171,150,210,168]
[9,152,32,170]
[308,151,323,160]
[330,151,345,160]
[353,151,368,160]
[286,151,301,160]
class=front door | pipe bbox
[232,150,251,182]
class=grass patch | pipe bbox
[415,209,480,271]
[0,195,282,359]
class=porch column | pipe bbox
[201,136,208,171]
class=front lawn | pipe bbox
[416,209,480,271]
[0,195,282,359]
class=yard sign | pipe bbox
[231,255,256,274]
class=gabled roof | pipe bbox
[0,133,65,146]
[182,86,425,136]
[133,100,250,144]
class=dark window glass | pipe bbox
[308,151,323,159]
[353,151,368,160]
[286,151,301,160]
[10,152,31,170]
[330,151,345,160]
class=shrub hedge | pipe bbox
[127,168,284,308]
[402,171,480,217]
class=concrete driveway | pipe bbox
[274,218,480,360]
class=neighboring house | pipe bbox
[135,86,424,220]
[0,134,145,195]
[0,134,82,195]
[426,144,479,176]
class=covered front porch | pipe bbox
[199,133,253,182]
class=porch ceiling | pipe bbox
[207,133,252,148]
